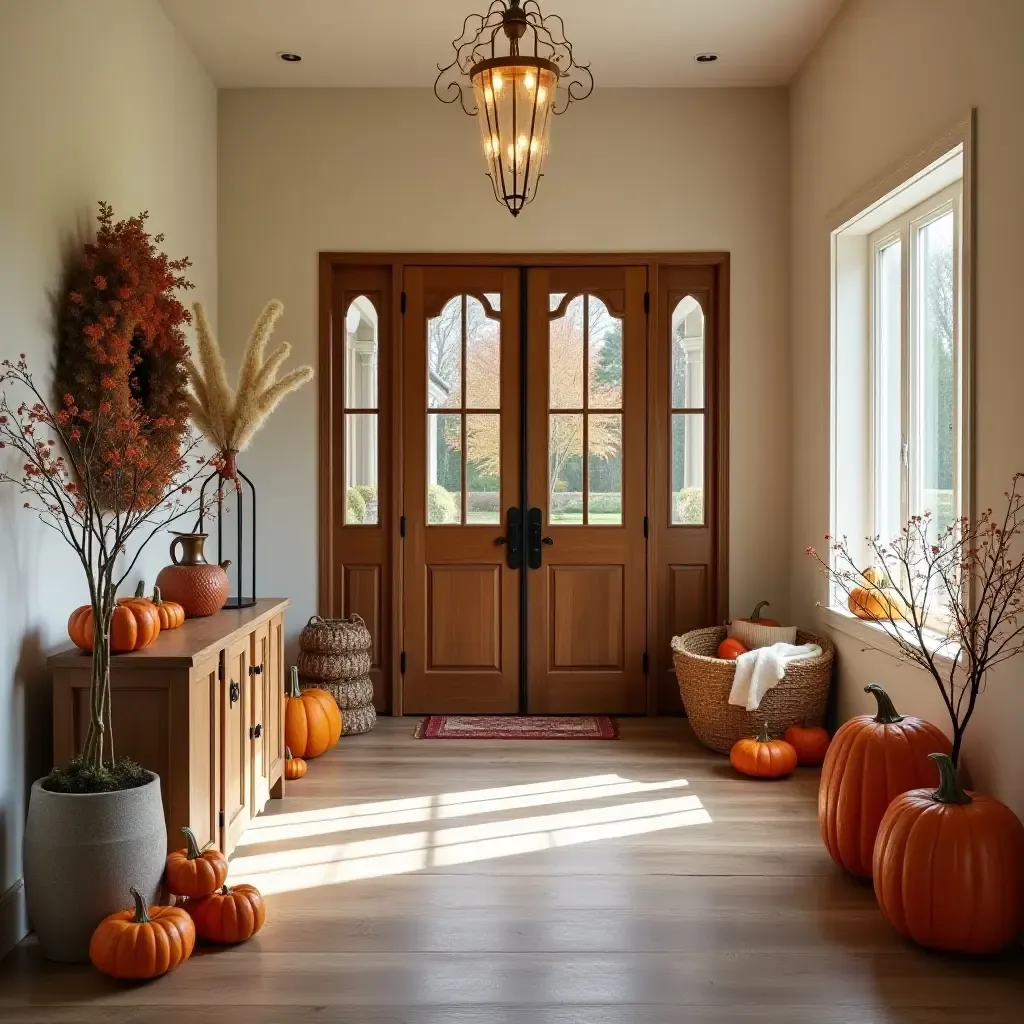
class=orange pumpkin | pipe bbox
[848,584,907,622]
[187,883,266,944]
[717,638,748,660]
[819,684,951,877]
[284,666,342,758]
[874,754,1024,954]
[729,723,798,778]
[89,886,195,979]
[284,747,307,780]
[164,826,228,898]
[783,723,831,766]
[736,601,781,627]
[68,599,160,654]
[151,586,185,630]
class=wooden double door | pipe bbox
[403,266,648,714]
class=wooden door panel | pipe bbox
[221,636,250,853]
[189,655,220,852]
[343,565,381,667]
[427,565,500,669]
[266,614,284,794]
[669,564,709,638]
[549,565,623,669]
[402,266,521,713]
[250,624,270,813]
[526,266,648,714]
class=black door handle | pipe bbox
[501,506,523,570]
[527,507,544,569]
[542,536,553,545]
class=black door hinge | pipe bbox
[400,651,407,674]
[218,810,224,829]
[643,291,650,314]
[400,514,406,538]
[643,515,649,539]
[642,652,649,674]
[218,660,224,681]
[400,291,407,315]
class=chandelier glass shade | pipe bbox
[435,1,593,217]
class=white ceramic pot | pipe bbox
[23,772,166,962]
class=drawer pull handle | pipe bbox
[249,663,264,677]
[254,723,263,739]
[229,681,240,706]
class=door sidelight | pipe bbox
[496,506,523,570]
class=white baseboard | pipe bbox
[0,877,27,960]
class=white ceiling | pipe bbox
[159,0,845,89]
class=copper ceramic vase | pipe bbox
[155,533,231,618]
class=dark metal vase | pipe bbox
[198,449,257,609]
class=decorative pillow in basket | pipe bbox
[727,601,797,650]
[671,626,834,754]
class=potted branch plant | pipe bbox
[0,204,215,962]
[806,473,1024,768]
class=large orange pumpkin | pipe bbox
[68,599,160,654]
[729,723,798,778]
[89,887,195,979]
[164,826,228,898]
[187,883,266,944]
[819,684,951,877]
[874,754,1024,954]
[783,723,831,766]
[284,666,342,758]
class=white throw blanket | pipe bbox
[728,642,823,711]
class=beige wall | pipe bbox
[789,0,1024,814]
[0,0,217,952]
[218,86,792,659]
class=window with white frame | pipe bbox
[830,138,969,623]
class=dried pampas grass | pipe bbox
[186,300,313,456]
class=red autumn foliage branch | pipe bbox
[805,473,1024,766]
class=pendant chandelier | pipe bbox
[435,0,593,217]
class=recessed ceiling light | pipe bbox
[694,53,719,63]
[277,52,302,63]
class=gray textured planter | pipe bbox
[23,773,166,963]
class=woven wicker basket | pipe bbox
[296,648,371,682]
[340,703,376,736]
[299,614,372,656]
[300,675,373,710]
[671,626,834,754]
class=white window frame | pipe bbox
[868,180,963,552]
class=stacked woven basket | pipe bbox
[297,614,376,735]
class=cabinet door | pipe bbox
[221,635,251,854]
[266,614,285,795]
[250,623,270,813]
[189,654,221,852]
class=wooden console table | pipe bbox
[50,599,289,857]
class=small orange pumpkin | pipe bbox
[89,886,195,979]
[284,747,307,780]
[736,601,781,627]
[730,723,798,778]
[187,883,266,944]
[284,666,342,758]
[848,570,907,622]
[717,638,748,660]
[68,598,161,654]
[164,826,228,898]
[783,723,831,766]
[874,754,1024,955]
[819,684,951,877]
[151,586,186,630]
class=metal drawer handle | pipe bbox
[229,681,240,706]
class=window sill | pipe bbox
[816,605,957,673]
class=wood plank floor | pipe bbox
[1,717,1021,1022]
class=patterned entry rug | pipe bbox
[414,715,618,740]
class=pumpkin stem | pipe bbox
[181,825,203,860]
[288,665,301,698]
[129,886,151,924]
[756,721,772,743]
[864,683,905,724]
[750,601,770,622]
[285,746,293,760]
[219,884,232,896]
[134,580,145,599]
[153,586,163,605]
[930,753,972,805]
